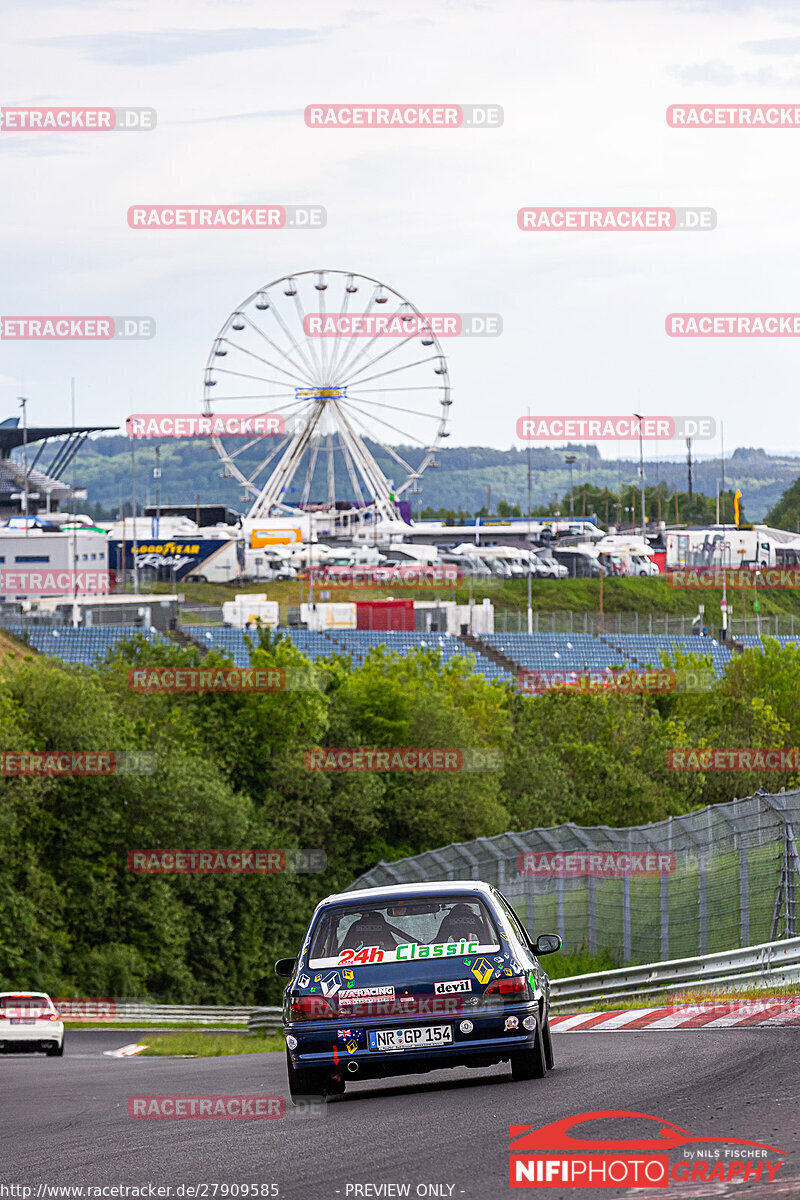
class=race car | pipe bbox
[276,880,561,1102]
[0,992,64,1056]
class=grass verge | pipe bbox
[140,1030,285,1056]
[63,1021,248,1031]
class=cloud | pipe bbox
[743,35,800,55]
[31,26,327,67]
[667,60,787,84]
[176,108,305,124]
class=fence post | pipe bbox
[556,874,565,941]
[660,870,669,960]
[785,821,800,938]
[587,876,597,953]
[622,875,631,962]
[698,853,708,955]
[739,846,750,946]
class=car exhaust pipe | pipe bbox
[347,1061,359,1074]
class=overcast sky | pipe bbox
[2,0,800,471]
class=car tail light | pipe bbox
[289,995,337,1021]
[484,975,526,997]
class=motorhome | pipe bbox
[591,536,659,576]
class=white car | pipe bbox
[0,992,64,1056]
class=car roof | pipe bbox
[0,991,51,998]
[322,880,497,906]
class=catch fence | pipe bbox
[496,609,800,638]
[348,790,800,965]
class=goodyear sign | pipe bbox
[109,539,243,580]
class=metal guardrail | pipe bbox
[248,1008,284,1033]
[109,1004,256,1025]
[85,938,800,1028]
[549,935,800,1008]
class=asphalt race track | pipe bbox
[1,1029,798,1199]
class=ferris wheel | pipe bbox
[202,269,452,523]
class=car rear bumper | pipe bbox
[286,1004,544,1077]
[0,1022,63,1048]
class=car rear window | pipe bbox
[0,995,53,1017]
[308,894,500,968]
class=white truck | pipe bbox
[665,526,800,571]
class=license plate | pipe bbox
[10,1019,34,1025]
[368,1025,452,1051]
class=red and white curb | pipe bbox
[103,1043,148,1057]
[551,998,800,1031]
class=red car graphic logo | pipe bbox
[509,1110,783,1155]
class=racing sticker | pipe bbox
[339,986,395,1004]
[311,939,499,969]
[297,973,310,988]
[336,1028,365,1049]
[320,973,342,997]
[434,979,472,994]
[471,958,495,985]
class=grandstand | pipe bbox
[2,624,170,665]
[2,621,796,684]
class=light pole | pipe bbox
[754,569,762,639]
[565,455,576,520]
[527,409,533,634]
[18,396,29,536]
[633,413,646,539]
[154,445,161,537]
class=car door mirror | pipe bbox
[274,957,297,978]
[535,933,562,956]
